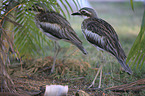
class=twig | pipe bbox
[0,92,20,96]
[7,63,25,68]
[70,77,85,80]
[38,64,63,73]
[105,78,145,92]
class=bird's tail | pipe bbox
[117,58,133,74]
[75,43,88,55]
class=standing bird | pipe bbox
[28,4,87,73]
[72,7,132,88]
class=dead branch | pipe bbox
[105,78,145,92]
[0,92,20,96]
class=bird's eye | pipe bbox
[81,11,86,13]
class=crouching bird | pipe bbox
[27,3,87,73]
[72,7,132,88]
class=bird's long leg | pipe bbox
[98,52,105,88]
[88,52,105,88]
[50,41,60,74]
[88,64,103,88]
[98,66,103,88]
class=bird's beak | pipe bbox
[71,12,81,16]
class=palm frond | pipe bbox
[130,0,134,11]
[127,10,145,69]
[65,0,73,13]
[73,0,80,10]
[60,0,71,18]
[3,0,80,58]
[0,0,80,93]
[56,2,67,18]
[14,6,50,57]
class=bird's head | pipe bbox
[72,7,97,18]
[27,3,48,14]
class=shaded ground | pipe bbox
[1,1,144,96]
[5,56,145,96]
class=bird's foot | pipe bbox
[50,68,54,74]
[87,82,95,89]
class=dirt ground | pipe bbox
[4,56,143,96]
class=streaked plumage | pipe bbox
[72,7,132,87]
[33,5,87,55]
[28,4,87,73]
[72,7,132,74]
[82,18,132,73]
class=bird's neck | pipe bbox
[84,13,98,19]
[82,15,90,19]
[90,13,98,18]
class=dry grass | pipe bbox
[2,1,145,96]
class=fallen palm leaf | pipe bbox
[105,78,145,92]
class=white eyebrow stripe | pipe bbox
[81,10,91,15]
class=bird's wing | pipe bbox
[83,18,132,74]
[97,18,119,41]
[83,18,126,58]
[37,12,82,44]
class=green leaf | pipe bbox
[72,0,80,10]
[130,0,134,11]
[60,0,70,18]
[65,0,73,13]
[2,0,80,58]
[56,3,67,18]
[127,10,145,69]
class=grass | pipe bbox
[49,0,144,85]
[10,1,145,96]
[59,1,145,95]
[69,1,144,60]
